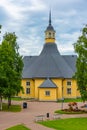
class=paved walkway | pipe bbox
[0,101,87,130]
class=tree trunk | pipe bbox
[8,96,11,109]
[0,96,2,110]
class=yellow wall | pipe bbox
[34,79,45,99]
[19,78,80,100]
[45,38,55,43]
[63,79,80,98]
[39,88,57,101]
[52,79,63,99]
[19,79,35,98]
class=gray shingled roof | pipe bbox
[62,55,77,72]
[39,78,57,88]
[46,25,55,31]
[22,43,77,79]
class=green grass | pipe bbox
[58,98,82,103]
[4,97,35,101]
[0,103,21,112]
[39,117,87,130]
[11,97,22,101]
[55,110,87,114]
[3,97,22,101]
[6,124,30,130]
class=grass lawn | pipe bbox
[11,97,22,101]
[0,103,21,112]
[6,124,30,130]
[39,117,87,130]
[58,98,82,103]
[4,97,34,101]
[3,97,22,101]
[55,110,87,114]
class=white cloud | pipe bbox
[56,31,81,55]
[25,0,46,11]
[59,32,81,42]
[0,0,46,20]
[0,0,45,20]
[0,0,23,20]
[0,0,87,56]
[58,42,74,55]
[18,27,43,56]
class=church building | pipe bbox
[19,12,80,101]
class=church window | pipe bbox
[26,88,30,94]
[67,81,71,86]
[26,81,30,86]
[67,88,71,94]
[45,91,50,96]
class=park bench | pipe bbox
[35,115,45,122]
[53,114,61,120]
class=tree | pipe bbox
[0,24,3,110]
[74,25,87,101]
[0,32,23,108]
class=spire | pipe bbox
[45,10,56,43]
[49,10,51,26]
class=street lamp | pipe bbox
[61,78,65,110]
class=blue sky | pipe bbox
[0,0,87,56]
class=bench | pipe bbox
[53,114,61,120]
[35,115,45,122]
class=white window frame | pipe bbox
[67,88,71,94]
[45,91,50,96]
[67,80,72,86]
[26,88,30,94]
[26,81,30,86]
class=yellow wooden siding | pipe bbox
[19,79,35,98]
[39,88,57,101]
[34,79,45,99]
[45,39,55,43]
[19,78,81,100]
[63,79,80,98]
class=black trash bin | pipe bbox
[47,113,49,118]
[23,102,27,108]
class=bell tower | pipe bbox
[45,11,55,43]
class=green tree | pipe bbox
[74,25,87,101]
[0,24,3,110]
[0,32,23,108]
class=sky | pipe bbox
[0,0,87,56]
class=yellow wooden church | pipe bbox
[19,12,80,101]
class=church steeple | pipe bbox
[49,10,51,26]
[45,11,55,43]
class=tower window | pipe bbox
[53,33,55,38]
[49,32,51,38]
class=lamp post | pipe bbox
[61,78,65,110]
